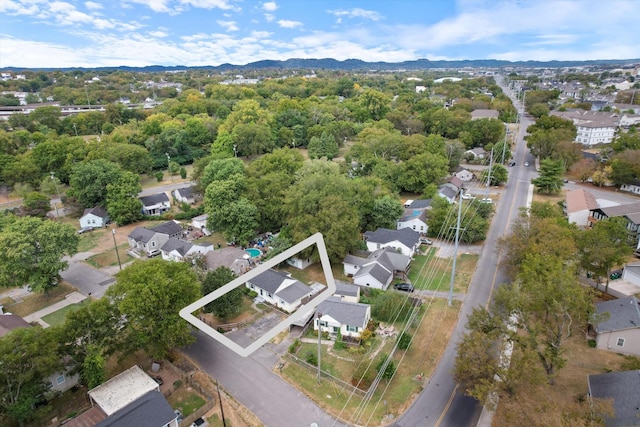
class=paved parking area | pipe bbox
[60,260,115,298]
[225,310,285,348]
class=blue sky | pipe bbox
[1,0,638,68]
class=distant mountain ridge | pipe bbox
[2,57,639,72]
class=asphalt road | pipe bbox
[394,78,535,427]
[184,331,347,427]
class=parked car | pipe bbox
[77,226,94,234]
[394,282,415,292]
[509,161,516,167]
[191,417,206,427]
[524,161,529,167]
[480,198,493,204]
[461,193,475,200]
[420,237,433,245]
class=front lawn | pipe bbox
[41,299,91,327]
[1,282,75,317]
[408,252,478,293]
[84,243,132,268]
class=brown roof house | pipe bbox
[565,188,598,227]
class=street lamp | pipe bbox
[233,144,238,157]
[165,153,173,183]
[50,172,61,218]
[72,123,78,136]
[317,311,322,384]
[112,229,122,271]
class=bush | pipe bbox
[180,167,187,179]
[398,332,412,350]
[372,292,413,322]
[288,339,300,354]
[305,350,317,366]
[376,354,396,380]
[334,330,346,350]
[155,171,163,182]
[588,339,597,348]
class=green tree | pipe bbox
[81,344,107,389]
[0,327,63,425]
[0,215,78,293]
[21,191,51,218]
[69,159,122,208]
[376,354,396,381]
[106,171,143,225]
[107,259,201,359]
[577,218,631,292]
[480,164,508,186]
[233,123,274,157]
[215,198,259,245]
[532,159,565,193]
[202,267,242,321]
[370,195,404,230]
[307,131,339,160]
[199,157,245,191]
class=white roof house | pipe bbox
[88,365,159,416]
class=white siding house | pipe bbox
[79,206,109,229]
[363,228,420,257]
[592,296,640,357]
[315,297,371,339]
[246,269,314,313]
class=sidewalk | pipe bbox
[23,291,87,327]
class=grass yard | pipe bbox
[408,251,478,293]
[41,298,91,327]
[284,262,349,286]
[77,228,108,252]
[167,387,206,417]
[84,243,132,268]
[281,298,461,424]
[1,282,75,317]
[194,231,228,248]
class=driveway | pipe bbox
[184,331,346,427]
[61,253,115,298]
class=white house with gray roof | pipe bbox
[592,296,640,357]
[334,281,360,303]
[160,238,213,262]
[173,186,195,204]
[315,296,371,339]
[79,206,109,229]
[127,221,183,257]
[363,227,420,257]
[343,247,412,290]
[588,369,640,427]
[139,192,170,216]
[246,269,314,313]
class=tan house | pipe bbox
[564,188,598,227]
[592,296,640,357]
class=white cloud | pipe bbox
[84,1,102,10]
[328,8,383,21]
[148,30,169,37]
[125,0,173,13]
[526,34,580,46]
[217,20,239,31]
[250,30,271,38]
[264,13,274,22]
[181,0,240,11]
[277,19,302,29]
[262,2,277,12]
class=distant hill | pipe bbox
[2,57,639,73]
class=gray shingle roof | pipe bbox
[596,202,640,219]
[406,199,432,209]
[127,227,157,243]
[363,227,420,250]
[317,296,369,329]
[0,314,32,337]
[276,280,310,303]
[82,206,108,219]
[360,263,392,285]
[595,296,640,333]
[400,209,427,222]
[175,186,194,199]
[161,238,192,256]
[588,370,640,427]
[150,221,183,236]
[248,269,290,294]
[139,193,169,206]
[439,185,458,200]
[95,391,176,427]
[343,254,367,267]
[335,281,359,297]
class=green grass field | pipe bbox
[41,299,91,326]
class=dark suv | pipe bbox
[394,283,415,292]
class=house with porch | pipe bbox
[343,247,412,290]
[127,221,183,258]
[160,238,213,262]
[139,193,170,216]
[363,228,420,257]
[588,201,640,245]
[620,178,640,195]
[592,296,640,357]
[315,296,371,339]
[79,206,109,229]
[246,269,314,313]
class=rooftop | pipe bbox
[88,365,159,416]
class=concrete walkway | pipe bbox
[23,291,87,327]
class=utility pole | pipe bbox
[448,188,465,306]
[233,144,238,157]
[72,123,78,136]
[112,229,122,271]
[50,172,61,218]
[317,311,322,384]
[165,153,173,183]
[485,147,494,199]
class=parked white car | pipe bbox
[480,198,493,204]
[461,193,475,200]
